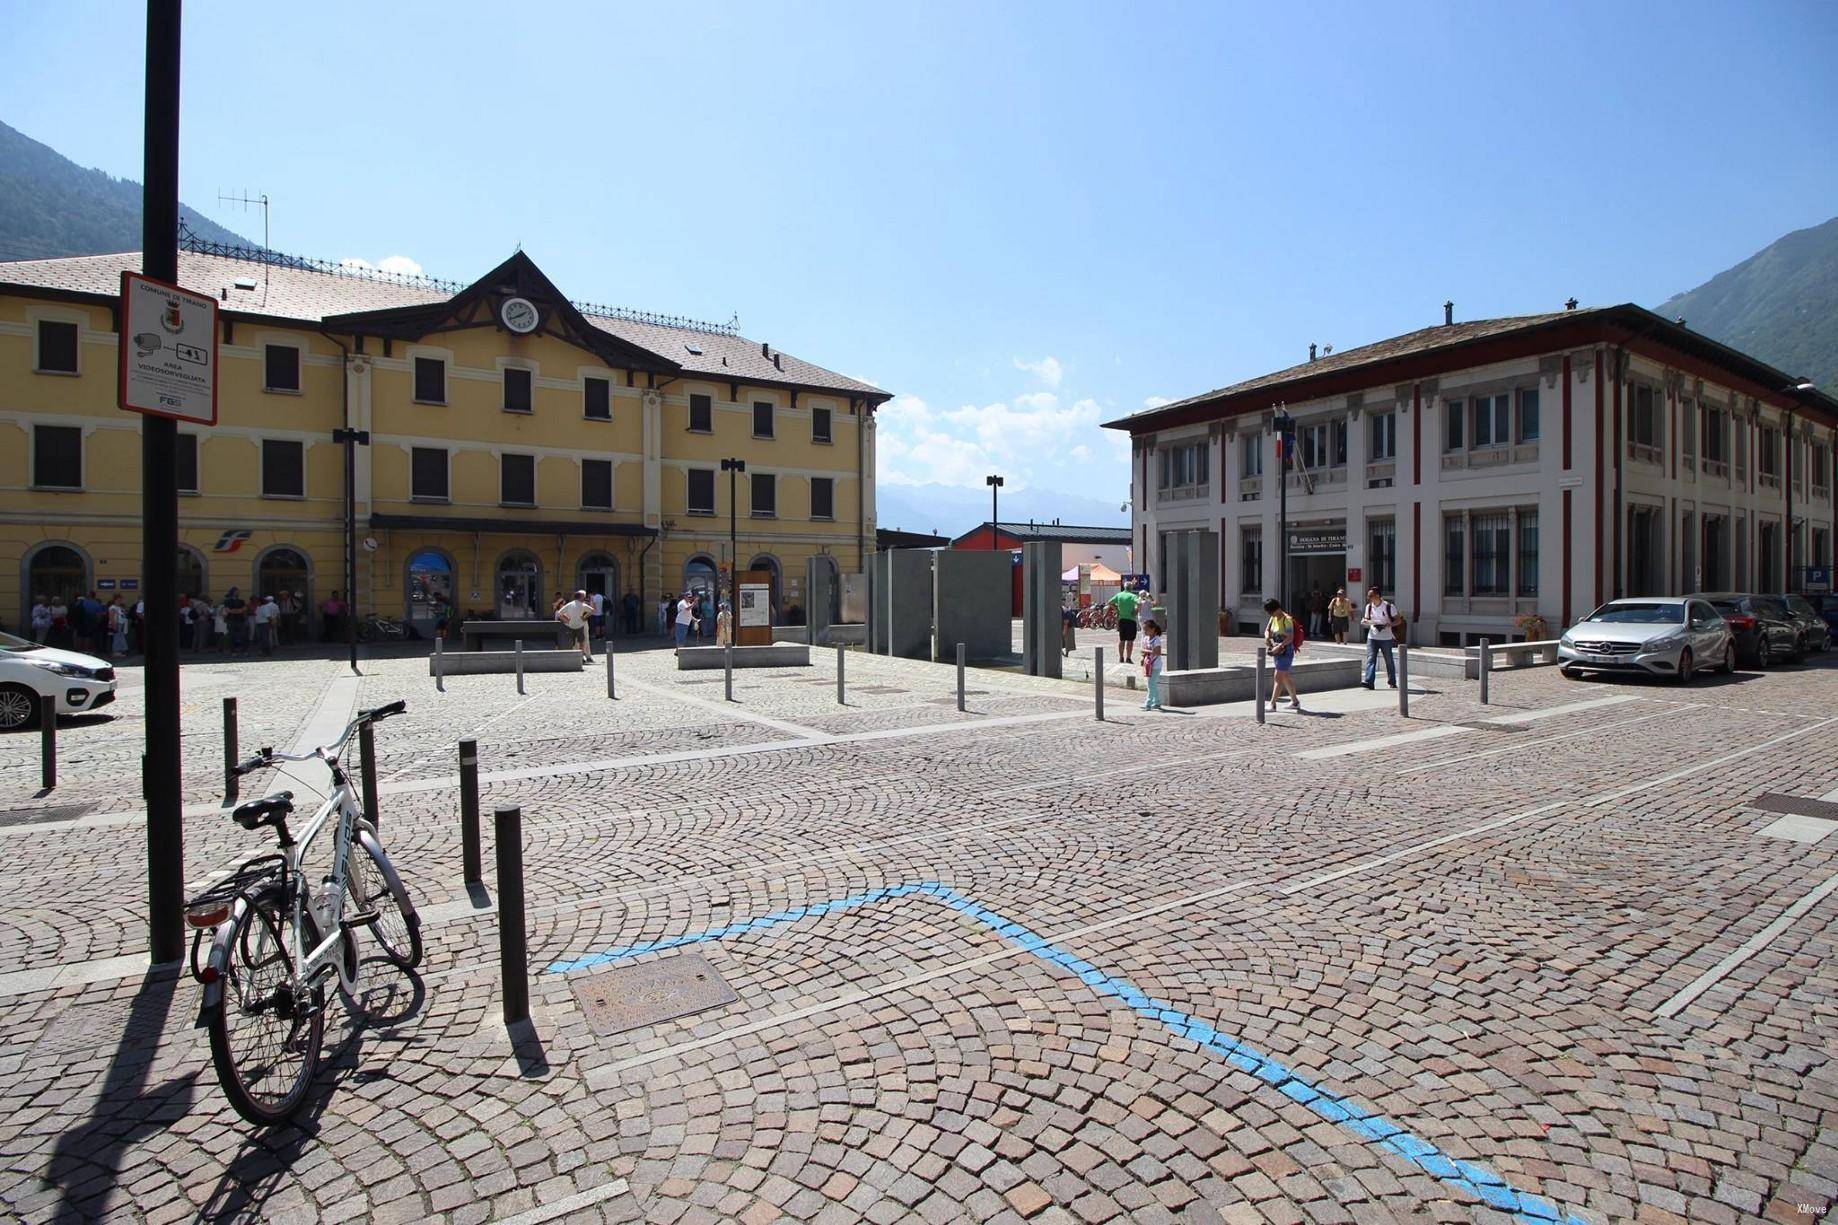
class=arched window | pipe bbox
[23,543,89,626]
[406,548,454,633]
[682,555,718,611]
[175,546,208,600]
[747,554,782,623]
[497,550,543,619]
[576,551,619,602]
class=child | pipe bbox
[1140,618,1166,711]
[715,600,733,646]
[1263,597,1301,712]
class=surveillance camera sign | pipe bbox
[119,271,219,424]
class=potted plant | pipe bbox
[1514,612,1549,642]
[1219,608,1234,636]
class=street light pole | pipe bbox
[1272,406,1294,613]
[985,473,1004,549]
[333,427,370,673]
[721,458,745,612]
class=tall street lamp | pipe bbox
[1271,406,1295,613]
[332,426,371,673]
[721,458,746,612]
[985,474,1004,549]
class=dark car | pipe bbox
[1754,594,1830,657]
[1808,593,1838,636]
[1697,593,1800,667]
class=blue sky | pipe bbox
[6,1,1837,527]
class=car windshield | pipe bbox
[1751,596,1788,615]
[1708,600,1743,614]
[1585,603,1684,624]
[0,630,42,652]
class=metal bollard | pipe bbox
[1094,646,1104,721]
[1255,647,1267,724]
[1398,642,1411,718]
[836,644,846,705]
[435,636,445,692]
[606,643,616,699]
[459,738,481,886]
[515,639,525,695]
[359,718,381,830]
[1478,638,1491,705]
[40,697,56,791]
[223,696,239,801]
[725,644,734,702]
[494,806,529,1027]
[956,643,966,712]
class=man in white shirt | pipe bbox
[589,590,606,642]
[1360,588,1400,689]
[674,593,697,651]
[253,595,281,656]
[658,594,673,636]
[557,590,594,661]
[29,596,51,643]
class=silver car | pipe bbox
[1558,597,1733,683]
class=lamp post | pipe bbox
[332,427,370,673]
[721,458,746,612]
[985,474,1004,549]
[1272,406,1295,612]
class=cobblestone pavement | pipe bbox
[1,638,1835,1224]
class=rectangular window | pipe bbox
[687,468,715,514]
[1161,442,1209,488]
[1471,393,1510,448]
[264,344,300,392]
[811,476,834,519]
[1240,530,1262,595]
[1240,434,1263,477]
[503,367,533,413]
[1369,412,1396,461]
[36,320,80,373]
[1705,408,1727,464]
[33,424,82,488]
[413,356,446,403]
[1759,426,1779,477]
[1471,511,1511,596]
[175,433,198,493]
[1159,449,1170,489]
[750,472,777,516]
[261,439,304,498]
[1368,518,1396,594]
[500,454,535,506]
[1517,388,1540,442]
[1443,515,1465,596]
[1815,443,1831,491]
[411,446,449,500]
[1681,400,1696,459]
[1517,510,1539,596]
[1299,422,1330,469]
[1332,419,1347,466]
[753,401,775,438]
[584,377,611,421]
[812,407,832,443]
[689,393,713,432]
[1631,385,1660,450]
[581,458,613,510]
[1444,399,1464,452]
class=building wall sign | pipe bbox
[1288,529,1346,554]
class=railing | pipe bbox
[1627,441,1662,465]
[1157,484,1210,504]
[1365,460,1395,486]
[1702,458,1729,480]
[1759,471,1781,490]
[1238,476,1262,501]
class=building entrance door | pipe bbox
[1284,524,1347,626]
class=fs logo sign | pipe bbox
[214,529,254,553]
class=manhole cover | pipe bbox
[0,803,97,829]
[568,952,737,1037]
[1455,722,1526,733]
[1749,793,1838,822]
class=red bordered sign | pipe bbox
[118,270,219,425]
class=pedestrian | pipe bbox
[1263,597,1301,712]
[1360,587,1400,689]
[1061,599,1077,657]
[107,595,128,657]
[432,593,452,641]
[191,594,212,651]
[1306,584,1327,638]
[556,589,594,661]
[320,591,345,643]
[178,593,194,649]
[276,590,296,646]
[213,599,230,653]
[30,594,51,644]
[131,596,145,654]
[1328,588,1352,645]
[292,591,307,643]
[1140,617,1166,711]
[1107,584,1142,664]
[623,590,641,636]
[47,596,71,649]
[715,599,733,646]
[253,595,280,656]
[674,591,696,651]
[589,589,607,642]
[658,593,672,636]
[222,587,249,653]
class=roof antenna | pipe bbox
[218,190,271,305]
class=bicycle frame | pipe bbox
[286,771,363,998]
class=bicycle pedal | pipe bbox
[342,909,381,929]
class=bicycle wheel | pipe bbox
[205,887,324,1127]
[347,832,423,969]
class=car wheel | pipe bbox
[1720,642,1736,674]
[1676,648,1694,685]
[0,684,39,732]
[1561,666,1582,680]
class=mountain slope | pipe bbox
[1656,214,1838,393]
[0,119,253,262]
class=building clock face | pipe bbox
[500,297,540,334]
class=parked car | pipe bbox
[1780,593,1833,653]
[1558,597,1733,683]
[1808,593,1838,637]
[1696,592,1801,668]
[0,630,118,730]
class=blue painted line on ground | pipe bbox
[547,882,1586,1225]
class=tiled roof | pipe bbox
[0,248,886,399]
[979,522,1131,544]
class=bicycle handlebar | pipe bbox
[227,701,409,772]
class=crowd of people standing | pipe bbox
[24,587,343,660]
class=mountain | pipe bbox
[876,482,1127,541]
[0,119,254,262]
[1656,214,1838,393]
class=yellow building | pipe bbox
[0,237,887,636]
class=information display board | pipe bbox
[118,271,219,424]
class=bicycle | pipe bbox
[185,700,422,1126]
[354,615,409,642]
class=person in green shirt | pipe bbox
[1108,587,1142,663]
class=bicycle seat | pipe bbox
[233,792,295,831]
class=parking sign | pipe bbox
[118,271,219,424]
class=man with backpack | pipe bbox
[1361,587,1402,689]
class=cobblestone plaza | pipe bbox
[0,638,1834,1224]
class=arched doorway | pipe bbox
[682,555,717,630]
[257,546,312,643]
[405,548,455,637]
[22,543,89,632]
[497,549,543,619]
[577,550,619,606]
[747,554,782,624]
[175,546,207,600]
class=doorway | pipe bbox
[405,548,454,636]
[497,550,543,619]
[577,551,619,632]
[1286,553,1346,624]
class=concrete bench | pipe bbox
[677,644,812,670]
[774,624,866,646]
[1161,657,1362,706]
[430,650,584,676]
[1466,639,1561,677]
[458,620,571,651]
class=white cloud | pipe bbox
[1013,355,1064,388]
[341,255,425,279]
[942,392,1102,465]
[1069,444,1092,462]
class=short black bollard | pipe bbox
[1094,646,1104,721]
[223,696,239,801]
[1478,638,1492,705]
[359,718,381,830]
[40,697,56,791]
[515,639,525,695]
[1255,647,1267,725]
[606,642,616,700]
[459,738,481,886]
[495,805,529,1027]
[836,644,846,705]
[434,636,445,693]
[956,643,966,712]
[1398,642,1411,718]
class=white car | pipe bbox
[1557,597,1734,683]
[0,631,119,729]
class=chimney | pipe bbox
[760,341,769,357]
[1565,297,1578,312]
[1308,343,1317,362]
[1443,300,1454,326]
[1675,316,1686,327]
[772,353,782,371]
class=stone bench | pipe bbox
[774,624,866,646]
[430,650,584,676]
[458,620,571,650]
[1160,657,1362,706]
[676,644,812,670]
